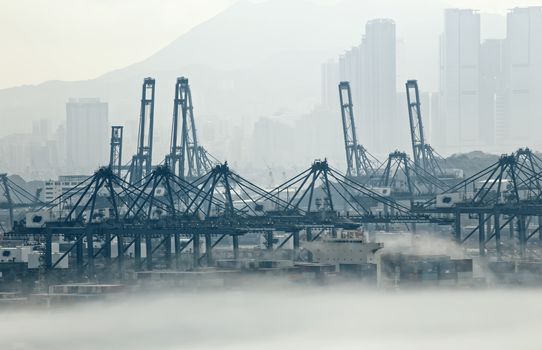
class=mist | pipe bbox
[2,287,540,350]
[2,2,542,348]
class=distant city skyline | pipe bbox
[332,18,397,154]
[320,6,542,156]
[439,9,481,152]
[1,0,541,89]
[66,98,109,174]
[1,1,542,180]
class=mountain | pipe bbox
[0,0,455,140]
[444,151,500,177]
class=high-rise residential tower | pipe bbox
[333,18,397,155]
[439,9,480,153]
[360,19,397,154]
[479,39,504,149]
[503,7,542,149]
[66,98,109,174]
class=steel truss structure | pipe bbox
[128,78,156,184]
[405,80,443,177]
[375,151,449,205]
[166,77,214,180]
[109,126,123,177]
[8,158,444,276]
[4,76,542,281]
[0,174,42,233]
[415,150,542,259]
[338,81,379,178]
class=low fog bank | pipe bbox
[376,231,466,257]
[1,287,540,350]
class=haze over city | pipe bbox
[2,0,541,89]
[1,0,541,181]
[2,2,542,349]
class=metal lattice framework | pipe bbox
[375,151,449,205]
[10,157,446,271]
[37,167,142,224]
[109,126,123,177]
[412,152,542,259]
[270,159,410,218]
[9,70,542,274]
[0,174,43,232]
[419,153,542,210]
[129,78,156,185]
[406,80,443,177]
[166,77,214,180]
[338,81,379,178]
[515,147,542,194]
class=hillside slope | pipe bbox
[0,0,447,137]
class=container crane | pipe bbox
[166,77,213,180]
[338,81,378,179]
[405,80,443,177]
[129,78,155,184]
[109,126,123,177]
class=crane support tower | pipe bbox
[405,80,442,177]
[338,81,376,178]
[129,78,155,184]
[0,174,13,231]
[109,126,123,177]
[167,77,212,180]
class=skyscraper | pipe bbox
[332,18,397,155]
[503,7,542,149]
[66,98,109,174]
[479,39,504,149]
[321,59,339,108]
[439,9,480,153]
[360,19,397,154]
[338,45,363,131]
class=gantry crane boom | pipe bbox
[406,80,442,177]
[338,81,376,178]
[167,77,213,180]
[129,78,155,184]
[109,126,123,177]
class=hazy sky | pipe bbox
[1,0,541,89]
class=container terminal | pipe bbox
[1,77,542,306]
